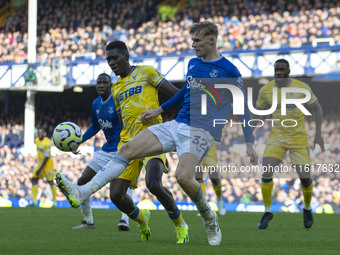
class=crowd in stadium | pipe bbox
[1,112,339,212]
[0,0,340,63]
[0,0,339,212]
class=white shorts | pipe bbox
[148,120,214,162]
[88,150,117,173]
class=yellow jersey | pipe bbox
[256,78,318,140]
[35,137,54,168]
[112,65,165,143]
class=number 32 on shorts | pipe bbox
[192,135,208,152]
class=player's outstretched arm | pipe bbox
[35,156,49,175]
[141,107,164,124]
[159,79,179,97]
[310,102,325,151]
[141,85,186,124]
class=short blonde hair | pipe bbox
[190,21,218,38]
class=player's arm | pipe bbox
[117,112,124,128]
[252,86,270,129]
[234,77,258,165]
[239,103,258,165]
[308,101,324,151]
[158,79,179,97]
[141,85,186,124]
[81,105,101,145]
[36,146,51,175]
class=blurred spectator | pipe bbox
[24,66,37,85]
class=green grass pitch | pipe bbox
[1,207,339,255]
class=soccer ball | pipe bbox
[52,122,82,152]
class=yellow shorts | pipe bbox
[33,164,55,182]
[118,154,167,189]
[201,152,217,167]
[263,136,310,165]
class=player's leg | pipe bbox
[209,170,226,216]
[43,168,57,207]
[48,180,57,206]
[291,147,314,228]
[117,188,132,231]
[258,137,286,229]
[72,166,97,229]
[30,164,44,207]
[296,165,314,228]
[56,129,164,208]
[176,153,221,245]
[31,177,39,207]
[110,178,150,241]
[258,156,280,229]
[145,158,189,244]
[195,170,206,196]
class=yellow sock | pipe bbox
[32,184,38,204]
[51,184,57,204]
[261,178,273,210]
[301,180,313,208]
[198,180,206,196]
[212,180,222,198]
[128,207,145,224]
[167,208,184,227]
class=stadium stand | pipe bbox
[0,0,339,62]
[0,0,339,213]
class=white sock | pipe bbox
[81,197,93,224]
[304,206,311,210]
[265,208,272,213]
[192,189,213,222]
[121,212,129,223]
[78,155,129,200]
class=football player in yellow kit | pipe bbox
[256,59,324,229]
[30,128,56,207]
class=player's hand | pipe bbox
[313,134,325,152]
[246,143,258,165]
[35,168,42,176]
[141,107,164,124]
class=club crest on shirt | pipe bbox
[96,110,100,115]
[108,107,114,114]
[209,69,218,78]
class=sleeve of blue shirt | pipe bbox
[238,101,254,143]
[82,102,101,143]
[235,78,253,144]
[161,85,186,112]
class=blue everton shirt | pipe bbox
[161,56,253,143]
[82,95,122,152]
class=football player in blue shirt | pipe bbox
[69,73,132,231]
[56,21,258,245]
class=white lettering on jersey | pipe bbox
[98,119,113,129]
[186,76,205,89]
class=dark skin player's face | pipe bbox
[274,62,290,87]
[96,75,111,101]
[106,49,130,78]
[38,129,45,140]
